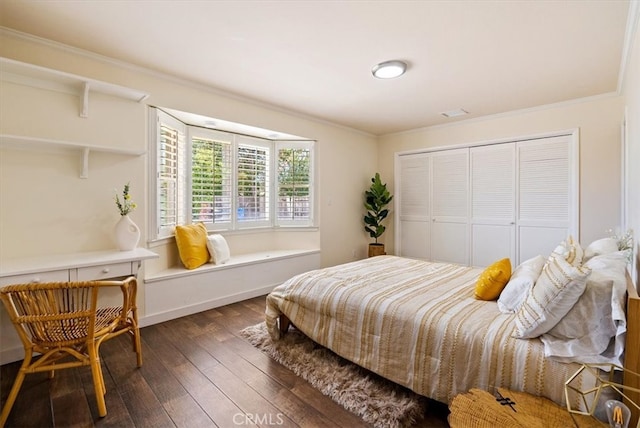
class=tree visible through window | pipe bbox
[278,148,311,221]
[191,136,232,224]
[151,108,314,239]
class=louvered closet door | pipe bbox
[397,153,430,259]
[470,144,516,267]
[517,135,575,262]
[431,149,469,265]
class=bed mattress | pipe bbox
[266,255,585,405]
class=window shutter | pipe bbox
[237,137,270,225]
[157,111,186,235]
[276,142,313,225]
[191,130,233,228]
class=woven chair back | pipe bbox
[0,281,100,348]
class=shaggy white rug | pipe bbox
[240,322,428,428]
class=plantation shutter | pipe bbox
[276,141,313,226]
[237,136,271,226]
[191,130,233,229]
[157,110,187,236]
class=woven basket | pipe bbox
[449,388,606,428]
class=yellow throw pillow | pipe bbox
[174,223,209,269]
[474,258,512,301]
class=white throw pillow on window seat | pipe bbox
[206,234,231,264]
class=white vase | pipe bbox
[114,215,140,251]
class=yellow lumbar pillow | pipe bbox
[174,223,209,269]
[475,258,512,301]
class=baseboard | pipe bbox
[0,346,25,366]
[139,283,275,327]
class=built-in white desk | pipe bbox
[0,248,158,364]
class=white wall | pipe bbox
[378,95,625,256]
[621,8,640,286]
[0,30,377,275]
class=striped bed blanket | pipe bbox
[265,255,585,406]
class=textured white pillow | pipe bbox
[497,255,545,314]
[514,253,590,339]
[551,236,583,266]
[206,234,231,264]
[540,250,629,364]
[583,238,619,262]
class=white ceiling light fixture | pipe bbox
[372,60,407,79]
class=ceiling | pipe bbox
[0,1,632,136]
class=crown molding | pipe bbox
[617,0,640,94]
[0,27,375,139]
[384,92,620,138]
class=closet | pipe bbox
[394,132,578,267]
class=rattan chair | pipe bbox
[0,277,142,426]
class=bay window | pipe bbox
[150,107,315,240]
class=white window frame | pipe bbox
[149,107,315,241]
[275,141,315,227]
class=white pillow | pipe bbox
[551,235,583,266]
[583,237,619,262]
[514,253,590,339]
[206,234,231,264]
[497,255,545,314]
[540,250,629,364]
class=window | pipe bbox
[156,112,187,235]
[150,108,314,239]
[277,144,312,225]
[237,137,271,226]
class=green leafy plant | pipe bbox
[115,182,137,216]
[364,173,393,243]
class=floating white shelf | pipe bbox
[0,57,150,178]
[0,134,146,179]
[0,57,149,117]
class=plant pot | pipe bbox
[368,243,386,258]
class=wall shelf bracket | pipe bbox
[81,82,90,118]
[81,147,90,179]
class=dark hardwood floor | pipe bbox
[0,295,450,427]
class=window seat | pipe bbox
[142,249,321,326]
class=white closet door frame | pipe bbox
[394,128,578,267]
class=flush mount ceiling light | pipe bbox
[372,60,407,79]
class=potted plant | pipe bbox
[364,173,394,257]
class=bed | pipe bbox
[265,243,640,422]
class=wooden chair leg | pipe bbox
[133,329,143,367]
[88,347,107,417]
[130,310,143,367]
[0,353,31,427]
